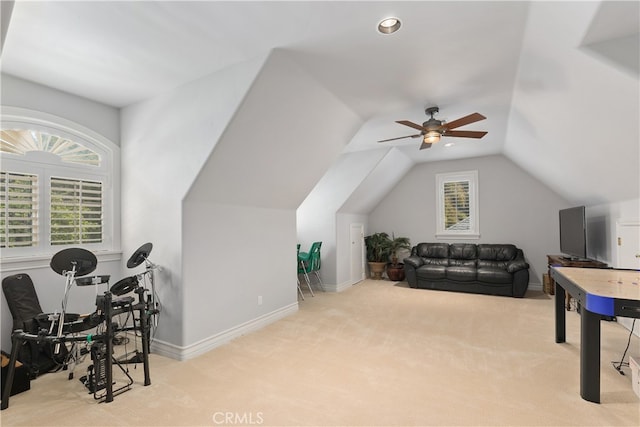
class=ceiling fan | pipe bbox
[378,107,487,150]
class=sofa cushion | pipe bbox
[450,243,477,259]
[478,244,517,261]
[449,243,477,267]
[477,259,509,270]
[449,259,476,267]
[415,243,449,259]
[416,265,446,280]
[478,244,517,270]
[477,268,513,284]
[446,266,476,282]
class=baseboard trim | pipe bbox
[324,280,354,293]
[150,302,299,361]
[528,282,542,291]
[311,280,356,293]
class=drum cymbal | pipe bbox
[110,276,139,296]
[50,248,97,277]
[127,242,153,269]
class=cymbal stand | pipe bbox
[55,262,77,354]
[143,257,159,328]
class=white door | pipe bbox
[615,220,640,337]
[616,221,640,269]
[350,224,365,283]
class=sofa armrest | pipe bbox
[404,255,424,269]
[507,259,529,273]
[507,250,529,273]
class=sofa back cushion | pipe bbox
[477,244,517,270]
[449,243,477,267]
[415,243,450,266]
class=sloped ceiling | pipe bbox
[1,1,638,209]
[186,50,362,210]
[581,0,639,77]
[505,1,639,205]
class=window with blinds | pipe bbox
[1,129,101,166]
[0,172,39,248]
[443,180,470,230]
[436,170,479,238]
[1,113,114,259]
[50,177,103,245]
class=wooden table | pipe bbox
[551,267,640,403]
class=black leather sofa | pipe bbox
[403,243,530,297]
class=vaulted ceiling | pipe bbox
[2,1,638,207]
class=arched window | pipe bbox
[0,108,119,259]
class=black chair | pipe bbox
[2,273,60,378]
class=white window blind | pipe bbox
[50,177,103,245]
[436,170,479,239]
[443,180,470,230]
[1,129,101,166]
[0,172,39,248]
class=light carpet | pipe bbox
[2,280,639,426]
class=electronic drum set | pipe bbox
[1,243,161,410]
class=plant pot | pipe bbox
[367,261,387,280]
[386,263,405,281]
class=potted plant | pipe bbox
[364,232,392,280]
[386,234,411,281]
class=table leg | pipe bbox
[555,284,566,343]
[581,307,601,403]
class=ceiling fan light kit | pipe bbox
[378,106,488,150]
[424,130,440,144]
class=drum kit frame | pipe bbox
[1,243,160,410]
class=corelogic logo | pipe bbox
[212,412,264,425]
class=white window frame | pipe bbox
[436,170,480,239]
[0,107,120,261]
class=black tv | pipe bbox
[559,206,587,260]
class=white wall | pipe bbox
[296,147,414,290]
[120,56,267,350]
[297,149,384,287]
[368,155,571,288]
[182,202,297,347]
[183,50,361,354]
[140,49,362,358]
[586,198,640,265]
[1,73,120,144]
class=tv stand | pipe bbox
[546,255,607,310]
[559,256,592,262]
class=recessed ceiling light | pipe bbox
[377,17,401,34]
[444,142,455,147]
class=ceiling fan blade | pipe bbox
[419,142,433,150]
[396,120,426,131]
[443,113,486,130]
[444,130,488,139]
[378,134,422,143]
